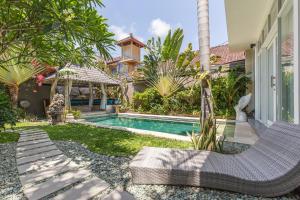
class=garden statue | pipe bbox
[234,93,252,122]
[48,94,65,125]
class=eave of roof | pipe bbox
[117,36,145,48]
[45,65,120,86]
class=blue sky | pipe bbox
[97,0,228,57]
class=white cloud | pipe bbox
[110,24,144,42]
[109,25,129,40]
[149,18,171,37]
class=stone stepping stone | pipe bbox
[20,130,45,135]
[19,134,47,140]
[17,149,62,165]
[103,190,135,200]
[19,135,49,142]
[53,177,109,200]
[20,130,44,135]
[17,145,58,158]
[17,141,54,152]
[17,138,51,147]
[20,161,79,186]
[17,129,114,200]
[23,169,91,200]
[17,155,68,174]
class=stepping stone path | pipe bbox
[17,129,135,200]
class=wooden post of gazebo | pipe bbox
[64,79,72,111]
[88,82,93,111]
[100,83,107,110]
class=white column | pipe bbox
[294,0,300,124]
[100,83,107,110]
[88,82,93,111]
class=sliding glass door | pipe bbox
[267,40,277,124]
[278,5,294,123]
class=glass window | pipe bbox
[279,6,294,122]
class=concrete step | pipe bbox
[17,141,54,152]
[17,149,62,165]
[17,145,58,158]
[53,177,109,200]
[23,169,91,200]
[17,155,69,174]
[20,161,79,186]
[17,138,51,147]
[19,135,49,142]
[20,130,45,135]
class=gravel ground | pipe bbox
[0,143,26,200]
[54,141,299,200]
[1,141,299,200]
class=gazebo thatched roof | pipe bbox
[45,65,120,86]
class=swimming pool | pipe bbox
[84,115,200,136]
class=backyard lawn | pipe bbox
[0,132,19,143]
[1,122,191,156]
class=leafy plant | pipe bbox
[69,110,81,119]
[148,60,188,97]
[141,28,198,81]
[0,0,115,68]
[133,88,163,112]
[212,69,250,117]
[187,115,223,152]
[0,89,17,131]
[0,63,46,107]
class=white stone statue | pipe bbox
[234,93,252,122]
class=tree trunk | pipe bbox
[50,77,59,103]
[197,0,211,71]
[9,85,19,108]
[197,0,212,122]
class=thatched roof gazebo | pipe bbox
[45,65,120,112]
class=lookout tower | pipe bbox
[106,34,145,76]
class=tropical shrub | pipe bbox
[133,86,201,115]
[0,89,17,131]
[65,109,81,119]
[168,85,201,114]
[188,115,224,152]
[212,69,250,117]
[133,88,162,112]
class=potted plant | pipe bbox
[48,94,64,125]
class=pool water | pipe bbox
[85,116,200,136]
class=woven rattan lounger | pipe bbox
[129,122,300,197]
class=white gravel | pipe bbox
[1,141,299,200]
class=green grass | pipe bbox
[12,122,191,156]
[4,121,49,130]
[0,132,19,143]
[43,124,191,156]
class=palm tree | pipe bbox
[148,60,191,110]
[197,0,213,123]
[0,64,45,107]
